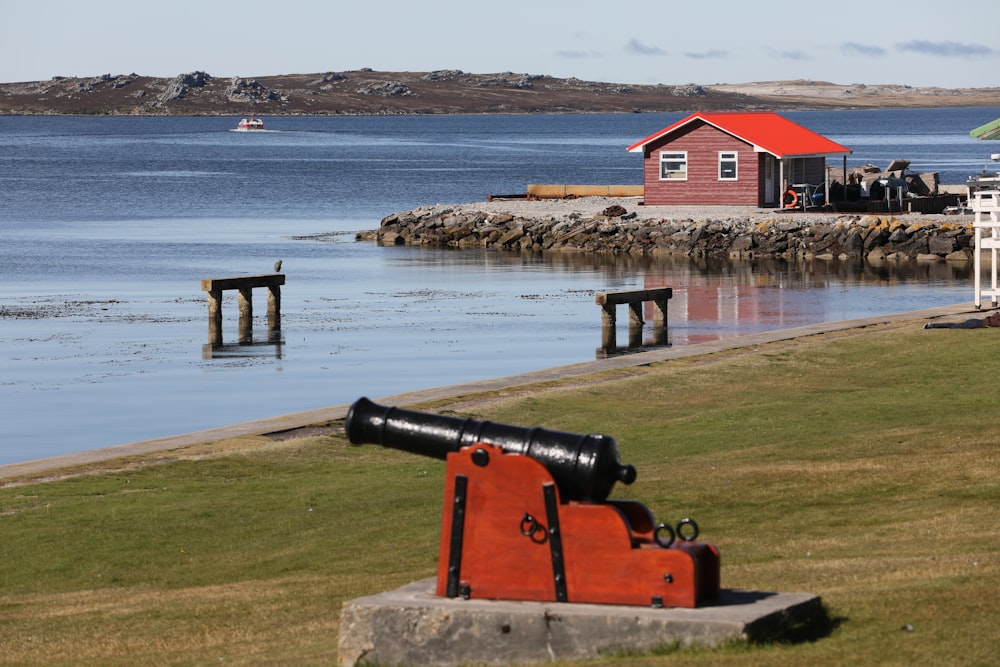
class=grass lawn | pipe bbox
[1,320,997,666]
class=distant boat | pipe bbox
[234,117,265,131]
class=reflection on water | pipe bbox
[596,326,670,358]
[531,250,974,287]
[202,332,285,360]
[433,248,973,344]
[336,245,975,358]
[644,255,972,345]
[586,253,973,355]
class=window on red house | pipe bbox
[660,152,687,180]
[719,151,738,180]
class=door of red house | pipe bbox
[764,155,777,207]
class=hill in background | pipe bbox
[2,69,999,116]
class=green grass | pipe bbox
[1,322,998,665]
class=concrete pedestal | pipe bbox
[338,579,825,666]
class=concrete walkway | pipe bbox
[0,302,978,482]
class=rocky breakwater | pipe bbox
[357,198,976,263]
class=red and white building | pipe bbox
[627,112,852,208]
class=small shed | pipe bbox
[627,112,852,208]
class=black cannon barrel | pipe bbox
[345,396,637,502]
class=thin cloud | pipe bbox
[625,39,666,56]
[841,42,887,57]
[685,50,728,60]
[896,40,994,58]
[556,49,603,59]
[767,48,812,61]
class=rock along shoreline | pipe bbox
[358,197,976,263]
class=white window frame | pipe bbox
[659,151,688,181]
[719,151,738,181]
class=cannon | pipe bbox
[345,396,637,502]
[345,397,720,608]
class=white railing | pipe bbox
[972,190,1000,308]
[972,190,1000,212]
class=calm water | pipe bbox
[1,110,996,465]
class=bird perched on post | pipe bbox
[274,260,282,273]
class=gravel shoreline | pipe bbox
[407,197,804,222]
[362,197,975,261]
[388,196,967,224]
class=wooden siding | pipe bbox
[641,122,761,205]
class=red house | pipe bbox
[627,112,852,208]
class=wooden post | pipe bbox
[601,324,617,351]
[653,297,669,346]
[627,301,644,327]
[207,288,223,346]
[267,284,281,330]
[628,325,642,348]
[653,298,669,328]
[238,286,253,342]
[200,274,285,345]
[600,303,616,328]
[594,287,672,352]
[652,326,667,346]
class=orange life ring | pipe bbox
[782,189,799,209]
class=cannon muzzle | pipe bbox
[345,397,636,502]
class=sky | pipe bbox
[2,0,998,88]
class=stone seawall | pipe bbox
[357,198,976,263]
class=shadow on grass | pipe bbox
[746,599,845,645]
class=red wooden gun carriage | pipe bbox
[346,397,720,608]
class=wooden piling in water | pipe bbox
[595,288,672,328]
[595,287,672,352]
[200,274,285,345]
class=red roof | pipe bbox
[627,112,851,158]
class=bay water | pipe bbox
[1,109,997,465]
